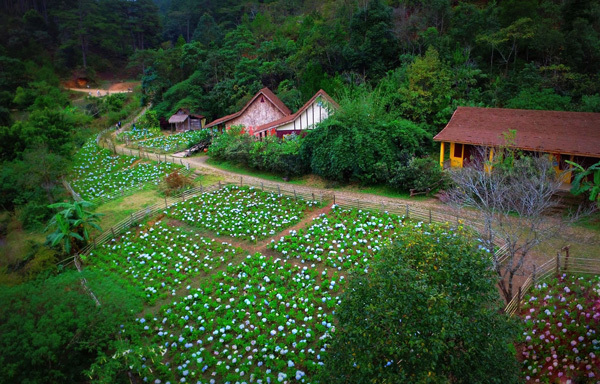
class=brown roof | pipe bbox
[254,90,339,132]
[205,88,291,128]
[168,114,188,123]
[433,107,600,158]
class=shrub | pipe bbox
[320,225,520,383]
[388,157,446,193]
[162,170,192,195]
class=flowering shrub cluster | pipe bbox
[137,130,209,153]
[117,126,160,142]
[124,253,344,383]
[167,186,318,241]
[519,274,600,383]
[273,205,417,274]
[89,221,242,304]
[71,140,182,200]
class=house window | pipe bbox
[453,143,463,158]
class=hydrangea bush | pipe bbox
[117,126,161,142]
[273,205,415,274]
[167,186,318,241]
[118,254,345,384]
[519,274,600,383]
[137,130,209,153]
[88,221,242,304]
[71,140,182,200]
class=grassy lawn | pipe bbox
[205,158,435,202]
[93,187,165,234]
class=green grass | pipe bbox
[206,158,289,182]
[205,158,435,201]
[93,187,164,234]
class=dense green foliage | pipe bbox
[301,91,431,184]
[0,270,143,383]
[320,225,520,383]
[135,0,600,125]
[45,200,103,255]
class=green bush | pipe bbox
[388,157,446,193]
[320,224,520,383]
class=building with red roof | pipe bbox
[204,88,338,138]
[254,89,339,138]
[204,88,291,134]
[433,106,600,183]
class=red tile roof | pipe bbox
[254,90,339,132]
[205,88,291,128]
[433,107,600,158]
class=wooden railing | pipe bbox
[504,252,600,316]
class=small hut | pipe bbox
[168,108,206,132]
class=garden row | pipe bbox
[130,130,211,154]
[70,140,183,201]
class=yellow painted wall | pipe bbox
[449,142,464,168]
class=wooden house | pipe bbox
[433,107,600,183]
[168,108,206,132]
[254,90,339,139]
[204,88,291,134]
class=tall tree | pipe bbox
[320,224,520,383]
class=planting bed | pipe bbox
[137,130,209,153]
[117,126,160,142]
[88,221,243,304]
[519,274,600,383]
[71,140,182,200]
[129,253,344,384]
[166,186,319,241]
[272,205,449,274]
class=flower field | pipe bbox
[117,126,161,142]
[129,253,343,384]
[137,130,209,153]
[273,205,417,274]
[89,221,243,304]
[166,186,319,241]
[71,140,183,200]
[519,274,600,383]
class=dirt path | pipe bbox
[65,81,140,96]
[107,126,600,279]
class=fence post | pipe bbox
[200,184,204,194]
[381,202,384,212]
[261,182,264,192]
[278,185,281,195]
[294,190,297,201]
[182,190,186,201]
[406,204,409,219]
[93,238,96,249]
[320,193,323,204]
[111,227,115,237]
[218,180,221,189]
[563,246,570,272]
[357,199,360,209]
[532,264,537,285]
[240,176,243,187]
[556,253,561,274]
[333,195,336,205]
[517,286,522,312]
[165,196,168,208]
[429,209,432,224]
[130,213,134,226]
[312,192,315,202]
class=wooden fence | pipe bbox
[504,253,600,316]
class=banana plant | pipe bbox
[45,200,103,255]
[566,160,600,204]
